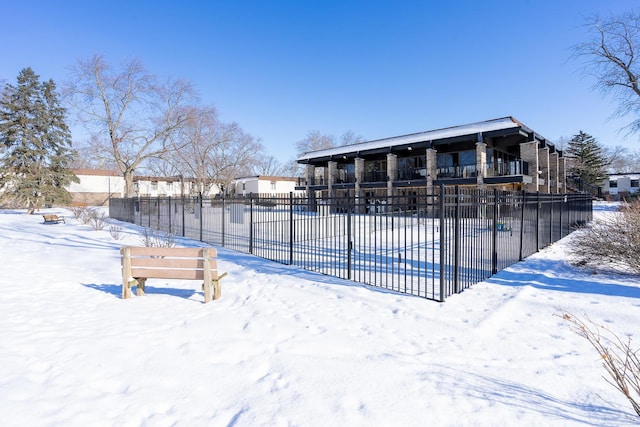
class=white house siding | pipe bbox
[233,176,302,196]
[69,169,123,206]
[602,173,640,199]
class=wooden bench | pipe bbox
[120,246,227,303]
[42,214,65,224]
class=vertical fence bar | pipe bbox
[492,188,498,274]
[439,184,446,302]
[221,196,226,247]
[168,197,172,234]
[519,190,525,261]
[249,193,254,254]
[536,192,540,252]
[199,194,203,242]
[453,186,461,293]
[181,194,185,237]
[289,192,294,265]
[347,191,352,281]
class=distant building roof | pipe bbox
[71,169,120,176]
[234,175,298,182]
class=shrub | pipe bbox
[83,208,108,231]
[572,200,640,274]
[69,205,88,220]
[558,311,640,418]
[109,224,124,240]
[140,228,175,248]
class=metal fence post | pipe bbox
[492,188,498,274]
[519,190,525,261]
[454,186,461,293]
[181,193,185,237]
[536,191,540,252]
[439,184,446,302]
[289,192,294,265]
[222,196,226,247]
[347,191,352,281]
[157,196,161,229]
[199,193,203,242]
[168,196,172,234]
[549,194,556,243]
[249,193,254,254]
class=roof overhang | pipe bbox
[297,116,546,165]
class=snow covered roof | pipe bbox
[297,116,540,163]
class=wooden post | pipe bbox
[136,278,146,296]
[121,247,132,299]
[202,248,213,303]
[213,274,225,301]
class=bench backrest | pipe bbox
[121,246,220,281]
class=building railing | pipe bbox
[396,167,428,181]
[109,187,592,302]
[335,172,357,184]
[437,165,478,179]
[299,159,531,187]
[487,160,529,177]
[363,171,388,183]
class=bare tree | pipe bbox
[295,130,335,156]
[575,11,640,137]
[252,155,287,176]
[168,105,263,195]
[64,55,195,196]
[339,130,365,146]
[281,158,303,178]
[606,146,640,173]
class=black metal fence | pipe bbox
[109,186,592,302]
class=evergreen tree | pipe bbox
[565,131,609,191]
[0,68,78,212]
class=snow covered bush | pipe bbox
[140,228,175,248]
[69,205,88,220]
[108,224,124,240]
[81,208,108,231]
[572,201,640,274]
[558,311,640,418]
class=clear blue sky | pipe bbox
[2,0,639,164]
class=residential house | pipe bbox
[601,173,640,199]
[231,175,303,196]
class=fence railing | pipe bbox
[109,186,592,302]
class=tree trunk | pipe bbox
[124,169,135,197]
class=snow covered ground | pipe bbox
[0,203,638,426]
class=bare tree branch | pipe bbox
[64,55,196,196]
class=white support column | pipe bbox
[476,139,487,187]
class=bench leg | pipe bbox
[136,278,146,296]
[203,282,213,303]
[123,279,136,299]
[213,279,221,301]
